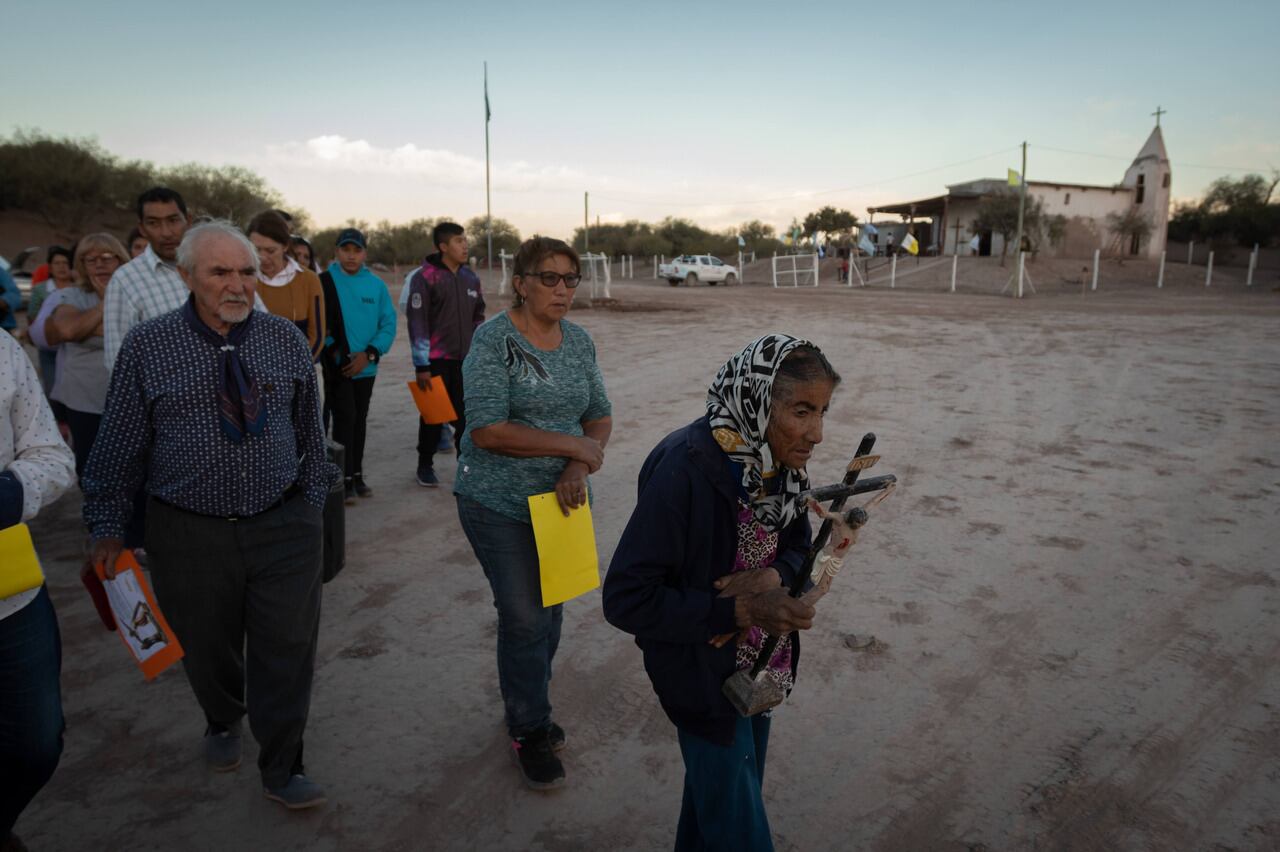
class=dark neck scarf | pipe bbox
[181,296,266,443]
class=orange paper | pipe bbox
[407,379,458,425]
[95,551,184,681]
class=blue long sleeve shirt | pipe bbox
[82,309,338,540]
[325,262,396,379]
[0,267,21,331]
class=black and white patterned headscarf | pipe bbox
[706,333,812,532]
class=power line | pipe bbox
[590,146,1020,211]
[1031,143,1271,173]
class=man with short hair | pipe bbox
[102,187,192,370]
[83,221,337,810]
[405,221,484,487]
[319,228,396,501]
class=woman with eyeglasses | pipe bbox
[453,236,612,791]
[37,234,128,478]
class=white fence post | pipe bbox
[950,254,957,293]
[771,254,778,288]
[1246,243,1258,287]
[1157,250,1165,289]
[1017,251,1026,299]
[1091,249,1100,291]
[812,253,819,287]
[1187,241,1194,264]
[1205,251,1214,287]
[652,255,658,279]
[890,254,897,288]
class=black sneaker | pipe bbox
[343,480,357,505]
[548,722,566,752]
[510,728,565,790]
[416,466,440,488]
[353,474,372,498]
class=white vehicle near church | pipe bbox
[658,254,739,287]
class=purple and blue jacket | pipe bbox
[405,253,485,374]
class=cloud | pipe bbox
[265,135,588,192]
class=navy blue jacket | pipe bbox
[603,416,812,746]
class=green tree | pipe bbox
[161,163,284,224]
[1105,208,1154,256]
[971,190,1046,265]
[0,130,124,236]
[801,206,859,243]
[464,215,522,261]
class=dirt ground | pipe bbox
[17,275,1280,851]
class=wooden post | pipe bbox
[1205,251,1214,287]
[1187,240,1193,264]
[1091,249,1099,291]
[1017,251,1025,299]
[950,254,957,292]
[1157,251,1165,289]
[1246,243,1258,287]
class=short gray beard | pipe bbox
[217,302,252,324]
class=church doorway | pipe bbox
[978,230,992,256]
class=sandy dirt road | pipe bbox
[18,277,1280,851]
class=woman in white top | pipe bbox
[0,330,76,849]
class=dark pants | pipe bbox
[417,360,465,470]
[327,375,375,481]
[455,494,562,737]
[675,715,773,852]
[145,494,323,787]
[0,587,64,836]
[64,407,100,480]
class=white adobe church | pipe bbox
[867,122,1172,260]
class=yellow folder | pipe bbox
[0,523,45,600]
[527,492,599,607]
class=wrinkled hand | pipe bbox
[733,587,815,635]
[341,352,370,377]
[571,436,604,473]
[91,537,125,579]
[554,460,590,517]
[709,567,783,647]
[416,373,434,391]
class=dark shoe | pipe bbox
[353,474,372,498]
[416,466,440,488]
[263,774,328,810]
[204,728,242,772]
[344,480,357,505]
[548,722,566,752]
[3,832,31,852]
[511,728,565,790]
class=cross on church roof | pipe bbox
[1152,105,1166,127]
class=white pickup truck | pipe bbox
[658,254,739,287]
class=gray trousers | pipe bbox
[145,493,323,787]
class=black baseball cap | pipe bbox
[336,228,366,248]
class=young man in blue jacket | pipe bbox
[404,222,484,487]
[320,228,396,502]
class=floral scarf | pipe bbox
[706,333,811,532]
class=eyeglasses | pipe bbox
[519,271,582,288]
[82,253,121,267]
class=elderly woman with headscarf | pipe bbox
[603,333,842,852]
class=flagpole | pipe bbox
[484,61,493,271]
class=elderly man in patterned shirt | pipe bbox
[83,221,338,810]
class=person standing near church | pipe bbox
[82,221,336,810]
[319,228,395,502]
[406,221,484,487]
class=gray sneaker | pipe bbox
[204,729,242,772]
[264,774,328,810]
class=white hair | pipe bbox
[175,220,260,274]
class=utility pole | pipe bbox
[1011,141,1028,269]
[584,192,590,253]
[484,61,493,270]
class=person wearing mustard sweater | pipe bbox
[247,211,326,362]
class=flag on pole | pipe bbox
[967,234,981,252]
[737,235,746,248]
[863,222,878,236]
[902,233,919,256]
[485,71,491,122]
[1007,168,1020,186]
[858,233,876,256]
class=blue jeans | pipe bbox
[675,714,773,852]
[0,586,64,835]
[456,494,562,737]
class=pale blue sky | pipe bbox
[5,0,1277,237]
